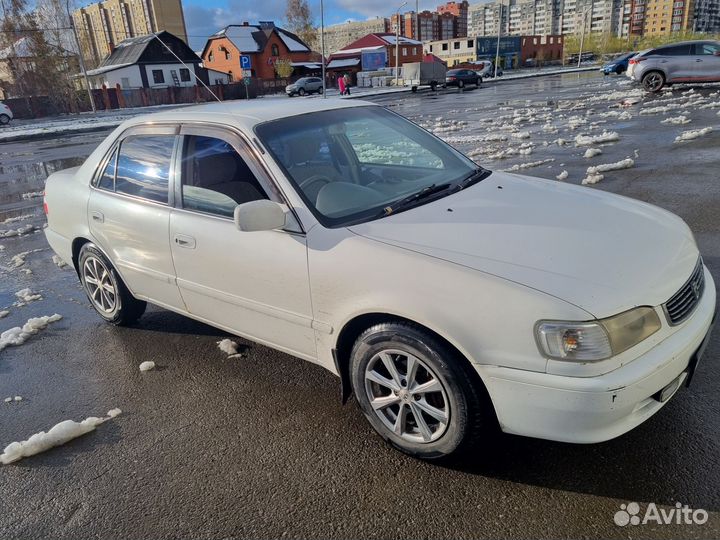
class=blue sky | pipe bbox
[183,0,443,50]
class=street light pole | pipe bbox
[494,0,503,78]
[577,6,591,68]
[320,0,326,98]
[395,1,407,87]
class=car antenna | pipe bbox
[151,33,224,106]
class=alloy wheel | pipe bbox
[643,73,663,92]
[83,256,117,313]
[364,349,450,443]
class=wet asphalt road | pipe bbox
[1,72,719,539]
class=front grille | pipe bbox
[663,259,705,326]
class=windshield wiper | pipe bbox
[454,167,491,192]
[382,183,453,216]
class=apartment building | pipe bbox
[73,0,188,67]
[437,1,471,36]
[313,18,389,54]
[641,0,694,34]
[694,0,720,31]
[424,36,478,64]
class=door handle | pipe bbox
[174,234,196,249]
[90,211,104,223]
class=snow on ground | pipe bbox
[139,361,155,372]
[1,214,34,224]
[217,338,246,358]
[502,158,555,172]
[15,288,42,305]
[0,224,36,238]
[0,310,9,319]
[587,158,635,175]
[0,314,62,352]
[0,409,120,465]
[9,249,43,268]
[675,127,713,142]
[52,255,69,269]
[556,170,569,181]
[21,191,43,200]
[583,148,603,158]
[661,115,691,125]
[575,131,620,146]
[582,173,605,185]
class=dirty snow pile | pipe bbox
[582,173,605,185]
[575,131,620,146]
[2,214,34,225]
[0,224,36,239]
[0,310,9,319]
[52,255,68,269]
[661,115,691,125]
[14,288,42,305]
[503,158,555,172]
[556,170,569,181]
[0,314,62,352]
[9,249,43,268]
[139,361,155,372]
[21,191,43,200]
[217,338,246,358]
[587,158,635,175]
[675,127,713,143]
[0,409,121,465]
[4,396,22,403]
[583,148,603,158]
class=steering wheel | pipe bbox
[299,174,333,191]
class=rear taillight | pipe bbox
[43,193,48,215]
[629,57,646,65]
[448,76,456,80]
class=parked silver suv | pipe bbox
[628,40,720,92]
[285,77,324,97]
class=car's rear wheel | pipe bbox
[457,80,465,89]
[79,243,146,326]
[430,81,437,91]
[350,322,493,459]
[298,88,306,96]
[0,114,10,125]
[642,71,665,92]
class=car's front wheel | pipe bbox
[350,322,492,459]
[79,243,146,325]
[642,71,665,92]
[298,88,306,96]
[0,114,10,125]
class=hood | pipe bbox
[349,172,699,318]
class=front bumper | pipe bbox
[477,267,716,443]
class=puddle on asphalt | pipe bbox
[0,157,84,213]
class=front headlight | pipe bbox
[535,307,661,361]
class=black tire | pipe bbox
[476,77,482,87]
[430,81,437,91]
[458,80,465,89]
[615,65,624,75]
[298,88,306,96]
[0,114,9,125]
[350,322,493,459]
[78,243,146,326]
[642,71,665,92]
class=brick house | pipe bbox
[201,21,315,82]
[327,33,424,76]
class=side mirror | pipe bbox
[234,200,287,232]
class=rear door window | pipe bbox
[662,44,693,56]
[115,135,175,204]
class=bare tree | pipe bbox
[274,57,294,78]
[285,0,316,48]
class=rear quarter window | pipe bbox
[114,135,175,204]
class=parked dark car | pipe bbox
[445,69,482,89]
[601,52,637,75]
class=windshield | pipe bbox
[255,106,481,227]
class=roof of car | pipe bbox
[654,39,718,49]
[125,98,377,130]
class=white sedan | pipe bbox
[44,99,716,459]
